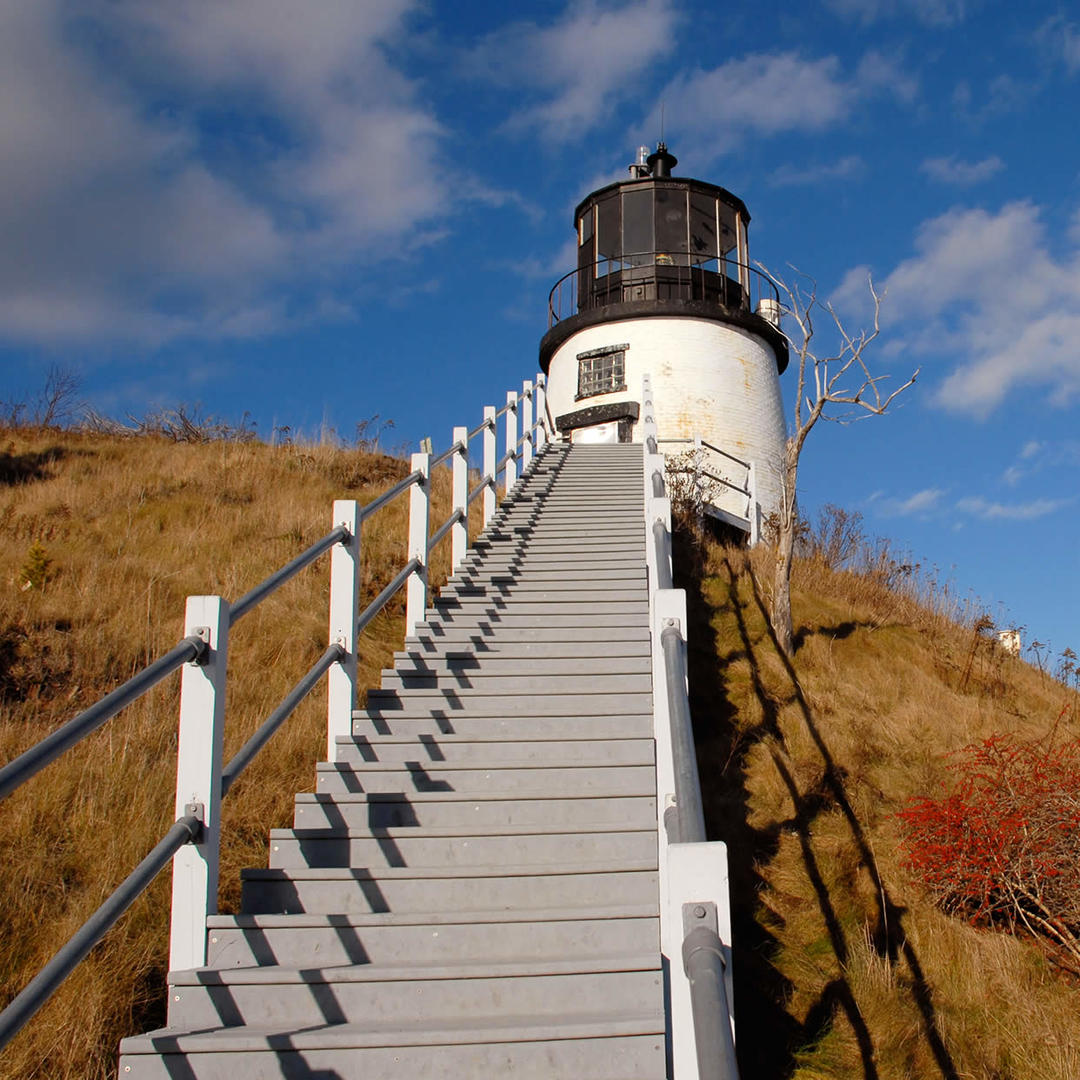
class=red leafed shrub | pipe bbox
[898,709,1080,967]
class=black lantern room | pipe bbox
[540,143,787,373]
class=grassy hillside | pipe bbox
[680,534,1080,1079]
[1,428,1077,1079]
[0,426,461,1079]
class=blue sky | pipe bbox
[1,0,1078,659]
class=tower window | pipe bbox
[576,344,628,400]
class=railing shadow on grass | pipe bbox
[671,532,803,1080]
[704,548,960,1080]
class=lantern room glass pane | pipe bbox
[655,188,688,261]
[596,193,621,277]
[622,187,653,265]
[689,192,718,266]
[718,202,737,258]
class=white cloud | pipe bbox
[920,154,1004,186]
[0,0,453,347]
[824,0,970,25]
[1036,15,1080,74]
[769,156,864,188]
[835,201,1080,416]
[654,49,916,158]
[465,1,677,142]
[876,487,947,516]
[956,495,1073,520]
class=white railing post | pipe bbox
[535,373,548,450]
[482,406,496,528]
[521,380,534,472]
[327,500,360,761]
[170,595,228,972]
[406,452,430,639]
[505,390,518,493]
[452,426,468,570]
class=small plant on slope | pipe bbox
[898,708,1080,970]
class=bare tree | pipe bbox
[36,364,82,427]
[762,267,918,656]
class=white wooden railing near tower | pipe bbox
[0,371,740,1080]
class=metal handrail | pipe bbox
[0,634,207,801]
[0,812,201,1052]
[221,644,344,797]
[468,476,491,505]
[698,439,750,471]
[358,468,424,523]
[660,624,706,845]
[357,558,421,635]
[683,921,740,1078]
[497,448,517,471]
[1,371,553,1059]
[430,439,465,470]
[428,508,464,552]
[232,525,349,622]
[547,254,780,327]
[652,519,673,591]
[669,466,749,499]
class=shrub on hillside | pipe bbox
[898,712,1080,969]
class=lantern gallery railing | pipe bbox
[547,254,781,328]
[642,375,740,1080]
[0,375,549,1054]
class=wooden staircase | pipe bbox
[118,442,667,1078]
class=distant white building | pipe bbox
[539,143,788,542]
[997,629,1022,656]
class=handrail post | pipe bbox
[327,500,360,761]
[747,461,759,546]
[482,406,496,529]
[451,426,468,570]
[505,390,518,492]
[535,373,547,451]
[406,452,430,639]
[169,595,228,972]
[521,381,533,471]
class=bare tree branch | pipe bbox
[755,262,919,656]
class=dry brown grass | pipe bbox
[0,426,478,1079]
[686,537,1080,1080]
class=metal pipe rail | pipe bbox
[697,439,750,471]
[660,623,706,845]
[221,644,345,798]
[0,812,201,1052]
[0,634,207,802]
[642,371,740,1080]
[232,525,351,622]
[357,558,421,636]
[0,369,553,1056]
[428,508,464,553]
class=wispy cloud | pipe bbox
[769,156,864,187]
[464,0,677,143]
[956,495,1073,520]
[825,0,971,26]
[920,154,1004,186]
[875,487,947,516]
[0,0,456,348]
[1036,14,1080,74]
[650,49,916,159]
[834,200,1080,416]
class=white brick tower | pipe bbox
[539,143,788,539]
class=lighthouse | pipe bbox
[539,143,789,540]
